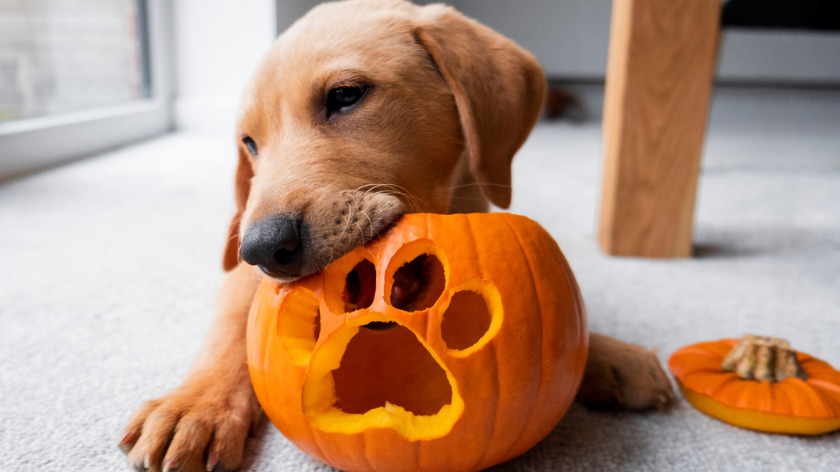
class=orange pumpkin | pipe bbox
[246,213,588,472]
[669,336,840,435]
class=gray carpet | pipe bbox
[2,90,839,470]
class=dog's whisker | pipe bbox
[355,184,383,200]
[375,187,427,213]
[316,251,333,272]
[359,208,374,236]
[353,183,425,213]
[449,182,513,190]
[343,198,367,244]
[340,204,355,242]
[451,195,494,203]
[344,202,354,223]
[354,223,365,244]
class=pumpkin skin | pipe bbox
[246,213,588,472]
[669,338,840,435]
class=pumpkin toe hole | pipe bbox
[441,281,503,356]
[442,290,492,351]
[333,324,452,416]
[390,254,445,312]
[343,259,376,312]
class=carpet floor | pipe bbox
[1,88,838,471]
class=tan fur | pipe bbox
[122,2,672,471]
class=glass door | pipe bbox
[0,0,172,181]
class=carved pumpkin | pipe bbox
[246,213,588,472]
[668,335,840,435]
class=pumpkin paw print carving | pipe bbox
[278,237,503,440]
[246,213,588,472]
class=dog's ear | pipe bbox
[222,145,254,271]
[414,5,546,209]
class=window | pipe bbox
[0,0,171,181]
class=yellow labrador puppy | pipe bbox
[120,1,673,471]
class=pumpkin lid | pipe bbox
[669,337,840,420]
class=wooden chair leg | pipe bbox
[598,0,721,258]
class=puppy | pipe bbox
[120,2,673,471]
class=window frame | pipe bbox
[0,0,173,182]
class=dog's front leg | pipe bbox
[576,332,675,410]
[120,262,261,472]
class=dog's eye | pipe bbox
[242,136,258,157]
[326,85,367,115]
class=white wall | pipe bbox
[717,30,840,84]
[276,0,321,34]
[454,0,840,84]
[172,0,277,133]
[454,0,612,79]
[171,0,840,132]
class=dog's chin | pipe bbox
[250,257,323,284]
[258,268,312,285]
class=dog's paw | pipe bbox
[576,333,675,410]
[119,376,260,472]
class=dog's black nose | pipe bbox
[240,215,305,277]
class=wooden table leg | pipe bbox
[598,0,721,258]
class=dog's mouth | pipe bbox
[259,191,405,283]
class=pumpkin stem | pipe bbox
[721,334,807,382]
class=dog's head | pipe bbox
[224,0,545,281]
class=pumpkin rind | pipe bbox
[669,338,840,435]
[246,213,588,472]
